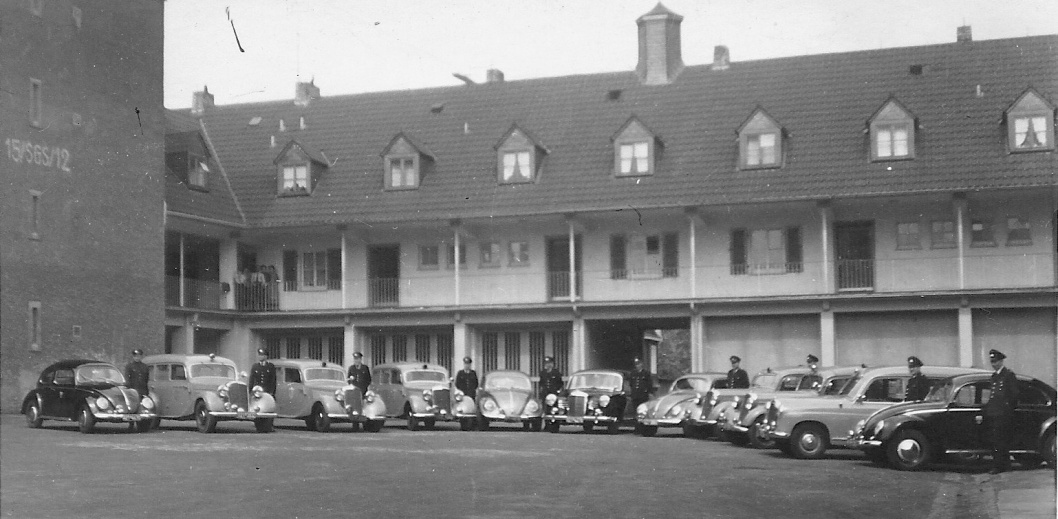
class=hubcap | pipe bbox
[800,432,819,450]
[896,438,922,463]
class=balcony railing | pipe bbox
[837,259,874,291]
[369,278,399,307]
[165,276,221,310]
[234,281,280,311]
[547,271,582,299]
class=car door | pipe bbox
[148,364,174,416]
[1012,380,1052,452]
[282,368,309,417]
[34,368,59,417]
[944,380,990,450]
[168,364,194,416]
[373,369,397,415]
[52,368,78,418]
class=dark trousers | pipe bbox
[631,395,650,412]
[988,415,1014,470]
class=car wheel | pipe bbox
[1042,431,1056,468]
[1014,454,1044,469]
[424,418,436,430]
[640,425,658,437]
[459,417,474,431]
[407,417,420,431]
[254,418,274,433]
[25,403,43,429]
[313,405,331,433]
[886,429,931,471]
[529,418,543,432]
[478,417,490,431]
[748,418,776,449]
[582,423,594,433]
[77,406,95,434]
[363,420,383,433]
[304,416,317,431]
[195,401,217,434]
[682,423,701,439]
[714,427,730,443]
[789,423,829,459]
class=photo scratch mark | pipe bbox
[227,7,245,53]
[629,205,642,225]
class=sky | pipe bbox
[164,0,1058,109]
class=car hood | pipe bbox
[479,388,533,413]
[569,388,621,397]
[403,381,450,392]
[866,400,946,427]
[95,386,144,411]
[646,390,699,413]
[303,380,345,391]
[189,377,238,391]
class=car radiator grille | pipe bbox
[432,389,450,411]
[766,403,779,424]
[344,388,363,413]
[228,382,249,409]
[569,395,587,418]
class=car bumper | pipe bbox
[411,410,453,420]
[210,411,278,420]
[721,422,749,433]
[329,412,384,422]
[639,418,683,427]
[481,414,540,422]
[563,416,617,425]
[856,438,882,449]
[94,412,156,422]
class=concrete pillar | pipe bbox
[689,310,705,372]
[343,322,359,368]
[340,229,348,309]
[219,237,238,310]
[175,314,196,355]
[453,318,468,368]
[818,201,833,294]
[953,193,967,290]
[568,220,577,302]
[958,305,973,367]
[686,209,699,299]
[572,315,586,371]
[179,233,186,306]
[452,221,462,306]
[820,307,836,366]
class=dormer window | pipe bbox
[274,139,328,196]
[495,125,547,185]
[281,165,309,194]
[738,108,783,169]
[1005,89,1055,153]
[869,98,916,161]
[188,156,210,191]
[382,133,435,190]
[613,116,659,176]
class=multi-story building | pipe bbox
[165,5,1057,385]
[1,0,166,410]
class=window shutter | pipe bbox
[662,233,678,277]
[610,234,626,279]
[327,248,342,285]
[785,227,803,273]
[730,229,747,275]
[283,250,298,290]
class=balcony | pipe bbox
[165,276,221,310]
[836,259,874,291]
[369,278,399,307]
[235,281,280,311]
[547,271,582,300]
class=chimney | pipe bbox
[713,45,730,71]
[486,68,505,84]
[191,86,214,116]
[957,25,972,43]
[295,79,320,107]
[635,3,684,85]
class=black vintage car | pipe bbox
[543,369,631,434]
[21,359,157,433]
[855,373,1056,471]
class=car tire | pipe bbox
[478,417,490,431]
[424,418,436,430]
[529,418,543,432]
[304,416,318,431]
[607,422,620,435]
[748,418,776,449]
[886,429,931,471]
[714,427,730,443]
[312,405,331,433]
[640,425,658,437]
[1014,454,1044,469]
[1042,430,1056,468]
[195,402,217,433]
[151,417,162,430]
[546,421,560,433]
[789,423,829,459]
[407,417,420,431]
[459,417,474,431]
[582,423,594,433]
[363,420,383,433]
[77,406,95,434]
[254,417,274,433]
[682,423,701,439]
[25,402,43,429]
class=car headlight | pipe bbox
[854,419,866,433]
[365,391,375,403]
[96,397,111,410]
[524,400,539,413]
[872,420,885,437]
[733,396,741,407]
[140,396,155,410]
[252,385,264,398]
[545,394,558,406]
[454,390,464,402]
[598,395,611,407]
[483,399,498,412]
[218,385,228,398]
[694,394,704,405]
[334,389,345,402]
[423,390,433,402]
[744,394,757,409]
[668,404,683,417]
[636,402,649,415]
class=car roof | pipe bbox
[857,365,991,377]
[946,372,1050,386]
[678,372,727,379]
[571,369,624,377]
[142,354,236,366]
[44,359,111,371]
[754,365,812,377]
[484,370,530,378]
[374,362,449,373]
[272,359,343,369]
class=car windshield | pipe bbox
[752,374,777,389]
[820,376,853,396]
[569,373,622,391]
[305,368,345,381]
[925,380,953,403]
[485,373,532,391]
[673,377,713,392]
[404,370,448,383]
[75,364,125,386]
[189,363,236,379]
[840,376,862,396]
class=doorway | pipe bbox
[368,245,401,307]
[835,221,874,291]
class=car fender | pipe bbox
[1039,416,1057,439]
[878,414,926,442]
[406,394,429,413]
[711,400,738,421]
[251,392,277,413]
[21,392,43,414]
[198,391,227,411]
[741,405,768,426]
[363,397,387,419]
[454,395,476,415]
[318,394,344,415]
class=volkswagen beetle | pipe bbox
[22,359,157,433]
[144,354,277,433]
[273,359,386,432]
[471,370,543,431]
[635,372,727,437]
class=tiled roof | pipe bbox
[164,110,245,225]
[183,35,1057,228]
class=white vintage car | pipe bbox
[272,359,386,432]
[635,372,727,437]
[373,362,476,430]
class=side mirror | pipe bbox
[240,371,249,380]
[856,394,867,403]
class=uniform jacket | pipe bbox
[455,369,479,396]
[984,367,1018,417]
[904,372,931,401]
[629,369,653,398]
[124,361,150,396]
[538,368,564,398]
[347,364,372,393]
[249,361,277,395]
[727,368,750,389]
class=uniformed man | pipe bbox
[347,352,371,395]
[983,349,1018,474]
[629,358,654,410]
[124,349,150,397]
[904,356,930,401]
[727,356,750,389]
[538,356,564,399]
[249,348,277,396]
[455,357,479,397]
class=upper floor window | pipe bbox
[300,249,341,290]
[970,219,995,247]
[382,133,434,190]
[612,117,659,177]
[930,220,956,249]
[388,157,417,189]
[479,242,501,268]
[281,165,309,194]
[738,109,783,169]
[419,245,439,270]
[446,243,466,269]
[274,139,328,196]
[869,98,916,161]
[495,125,547,184]
[896,222,921,250]
[188,156,209,191]
[508,241,530,267]
[610,233,678,279]
[730,227,803,275]
[1005,89,1055,153]
[1006,218,1032,246]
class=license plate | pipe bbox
[121,416,138,422]
[237,412,257,420]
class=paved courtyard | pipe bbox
[1,415,1053,518]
